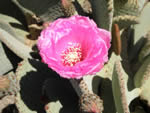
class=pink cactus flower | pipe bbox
[38,15,111,79]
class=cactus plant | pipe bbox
[112,61,141,113]
[91,0,114,31]
[0,19,32,59]
[0,95,15,113]
[0,0,150,113]
[138,30,150,62]
[0,41,13,75]
[134,55,150,106]
[113,0,140,29]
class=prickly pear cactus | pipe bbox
[80,93,103,113]
[70,79,104,113]
[113,0,144,29]
[96,52,120,113]
[114,0,139,16]
[0,19,32,59]
[134,55,150,106]
[61,0,77,16]
[112,61,141,113]
[91,0,114,31]
[0,0,150,113]
[12,0,64,22]
[138,30,150,62]
[0,95,15,113]
[15,60,38,113]
[77,0,92,14]
[0,42,13,75]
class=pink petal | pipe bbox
[37,15,111,79]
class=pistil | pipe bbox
[61,44,82,66]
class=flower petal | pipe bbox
[38,15,111,79]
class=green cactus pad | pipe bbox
[129,3,150,63]
[134,55,150,106]
[0,42,13,75]
[82,53,120,113]
[13,0,64,22]
[139,30,150,62]
[61,0,77,16]
[114,0,139,17]
[0,95,15,112]
[45,101,62,113]
[15,60,38,113]
[113,15,139,29]
[81,52,121,96]
[132,2,150,44]
[80,93,103,113]
[77,0,92,14]
[91,0,113,31]
[112,61,141,113]
[0,21,32,59]
[0,14,28,43]
[97,52,121,80]
[113,0,141,29]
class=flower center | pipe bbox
[61,44,82,66]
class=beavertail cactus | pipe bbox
[134,55,150,106]
[61,0,77,16]
[139,30,150,62]
[77,0,92,14]
[91,0,114,31]
[0,20,32,59]
[0,95,15,113]
[70,79,104,113]
[112,61,141,113]
[113,0,140,29]
[80,93,103,113]
[0,0,150,113]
